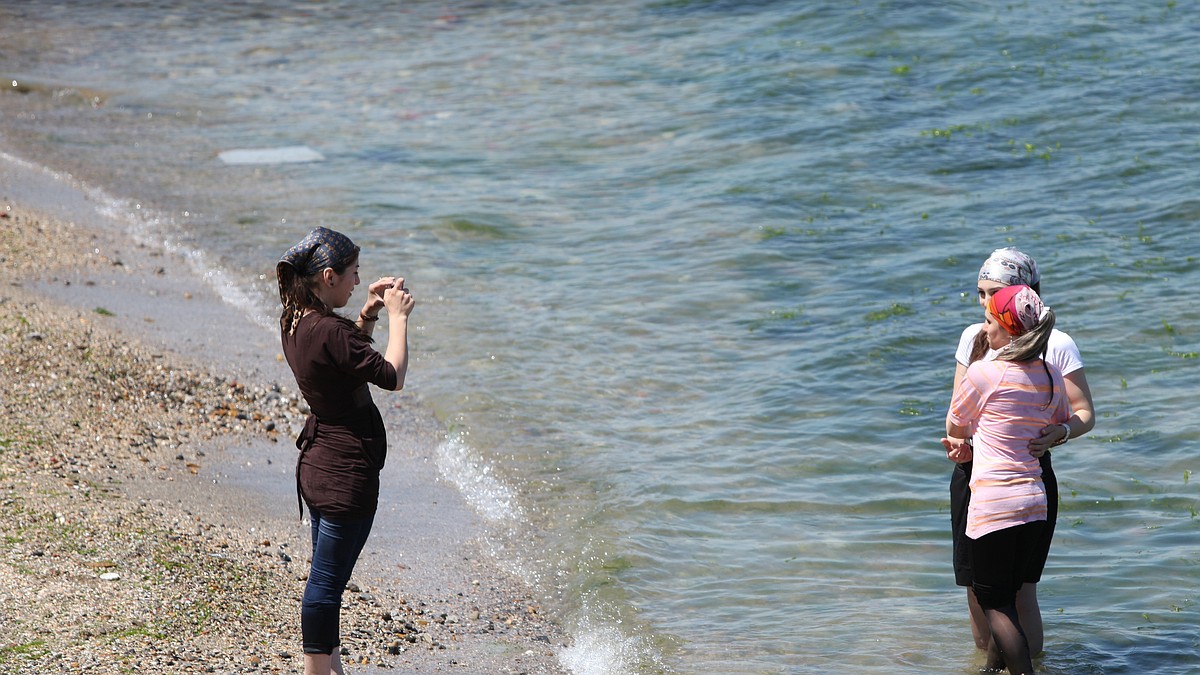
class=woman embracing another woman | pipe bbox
[946,248,1095,667]
[943,284,1071,675]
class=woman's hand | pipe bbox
[941,436,973,464]
[1028,423,1067,457]
[361,276,396,318]
[383,277,415,318]
[1029,370,1094,457]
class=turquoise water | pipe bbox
[3,2,1199,672]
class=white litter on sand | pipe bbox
[217,146,324,165]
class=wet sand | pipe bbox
[0,161,568,674]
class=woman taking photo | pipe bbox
[944,284,1071,675]
[276,226,415,675]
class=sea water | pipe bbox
[2,2,1198,672]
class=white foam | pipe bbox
[0,149,49,173]
[72,181,278,332]
[558,618,646,675]
[434,435,523,523]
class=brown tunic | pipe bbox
[282,312,398,518]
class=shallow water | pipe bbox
[3,1,1199,672]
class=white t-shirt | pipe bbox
[955,325,1084,376]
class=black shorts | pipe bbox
[950,452,1057,587]
[969,520,1047,610]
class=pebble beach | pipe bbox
[0,200,569,674]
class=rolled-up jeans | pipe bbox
[302,507,374,654]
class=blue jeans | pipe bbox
[302,508,375,654]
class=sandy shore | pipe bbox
[0,186,569,674]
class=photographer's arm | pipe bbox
[357,277,396,337]
[382,280,415,390]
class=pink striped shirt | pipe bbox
[948,359,1069,539]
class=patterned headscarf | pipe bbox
[988,284,1048,336]
[278,227,359,277]
[978,247,1040,288]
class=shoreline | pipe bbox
[0,167,569,673]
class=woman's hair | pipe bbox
[967,329,990,365]
[276,227,362,335]
[276,253,360,335]
[997,307,1055,363]
[993,301,1057,408]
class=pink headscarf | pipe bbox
[987,284,1047,336]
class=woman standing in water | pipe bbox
[945,247,1095,664]
[276,226,415,675]
[945,284,1071,674]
